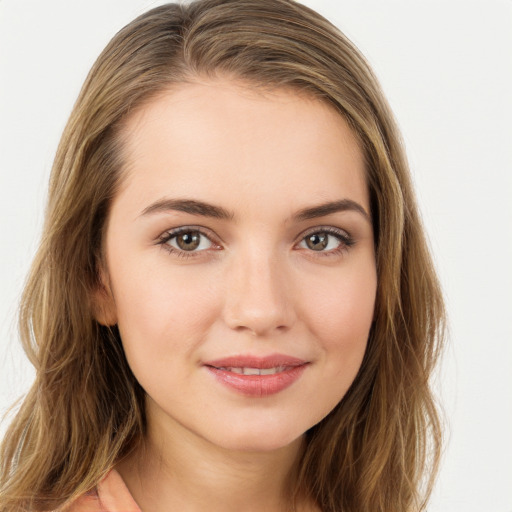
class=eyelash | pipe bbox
[157,226,220,259]
[157,226,355,260]
[299,226,355,258]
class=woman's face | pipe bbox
[98,79,377,452]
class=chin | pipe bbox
[220,436,303,454]
[207,420,307,454]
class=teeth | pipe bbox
[243,367,261,375]
[259,367,281,375]
[219,366,286,375]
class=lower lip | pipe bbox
[206,365,307,397]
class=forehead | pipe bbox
[114,79,369,220]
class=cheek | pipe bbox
[302,263,376,340]
[109,258,222,371]
[283,262,376,429]
[298,262,376,378]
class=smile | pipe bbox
[216,366,289,375]
[204,354,308,397]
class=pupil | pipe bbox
[177,232,200,250]
[307,233,328,251]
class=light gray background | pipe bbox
[1,1,511,511]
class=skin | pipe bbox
[96,79,377,512]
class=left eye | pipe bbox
[298,231,344,252]
[165,230,213,252]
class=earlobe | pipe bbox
[91,268,118,326]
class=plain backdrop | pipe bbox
[1,1,511,511]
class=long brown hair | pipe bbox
[0,1,445,510]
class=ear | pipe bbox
[91,266,118,326]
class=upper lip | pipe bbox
[204,354,308,369]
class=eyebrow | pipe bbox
[140,197,370,223]
[140,198,234,220]
[293,199,370,223]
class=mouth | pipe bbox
[203,354,309,397]
[212,366,293,375]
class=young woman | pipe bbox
[0,1,445,511]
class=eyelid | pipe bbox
[298,225,351,239]
[297,225,353,243]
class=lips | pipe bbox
[215,366,288,375]
[203,354,308,397]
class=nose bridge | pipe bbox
[223,241,294,336]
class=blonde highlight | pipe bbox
[0,1,445,511]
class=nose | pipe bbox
[222,248,296,337]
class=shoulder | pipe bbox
[63,469,140,512]
[62,489,103,512]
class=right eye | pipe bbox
[158,227,219,257]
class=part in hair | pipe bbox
[0,1,445,511]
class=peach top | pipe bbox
[67,470,140,512]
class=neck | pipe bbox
[116,414,311,512]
